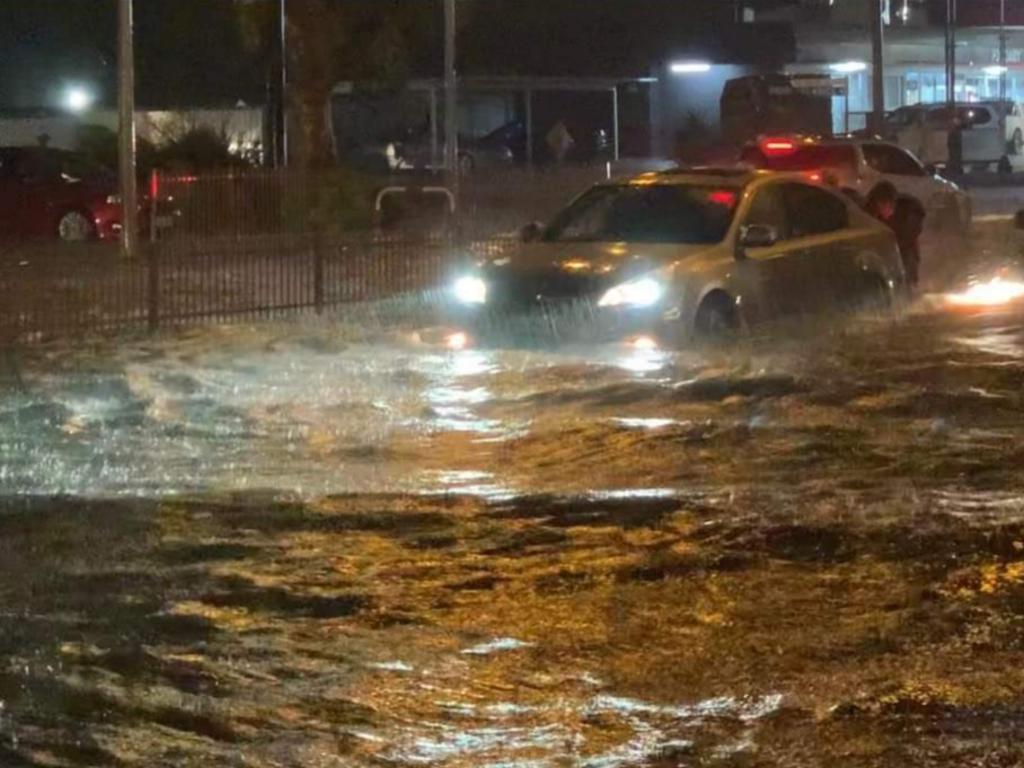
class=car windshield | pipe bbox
[542,183,738,244]
[925,106,991,127]
[55,151,112,181]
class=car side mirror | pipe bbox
[739,224,779,250]
[520,221,543,242]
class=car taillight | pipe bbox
[707,190,738,208]
[803,170,823,183]
[760,138,797,156]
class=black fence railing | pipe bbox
[0,163,670,344]
[0,235,515,344]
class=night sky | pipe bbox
[0,0,263,111]
[0,0,798,112]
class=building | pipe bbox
[764,0,1024,131]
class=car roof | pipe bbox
[745,134,903,149]
[621,166,768,188]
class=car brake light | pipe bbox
[760,138,797,156]
[707,190,738,208]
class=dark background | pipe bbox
[0,0,803,112]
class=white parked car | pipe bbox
[885,101,1024,171]
[739,135,972,233]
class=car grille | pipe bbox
[488,269,605,310]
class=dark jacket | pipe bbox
[892,195,926,286]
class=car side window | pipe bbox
[14,151,61,183]
[784,184,849,238]
[744,185,790,240]
[863,143,925,176]
[965,107,992,126]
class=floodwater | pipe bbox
[3,225,1024,765]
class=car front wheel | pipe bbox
[693,292,740,341]
[57,211,95,243]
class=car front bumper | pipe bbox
[444,298,676,347]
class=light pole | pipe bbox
[946,0,957,112]
[870,0,886,134]
[280,0,289,167]
[118,0,138,258]
[999,0,1007,141]
[444,0,458,194]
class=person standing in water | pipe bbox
[865,182,924,290]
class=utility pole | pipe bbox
[946,0,957,112]
[1000,0,1007,140]
[444,0,459,195]
[870,0,886,134]
[280,0,289,167]
[118,0,138,258]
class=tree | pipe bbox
[235,0,437,168]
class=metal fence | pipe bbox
[0,163,666,344]
[0,235,517,344]
[149,162,667,241]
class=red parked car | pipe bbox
[0,147,125,242]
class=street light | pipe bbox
[670,61,712,75]
[830,61,867,74]
[64,85,95,113]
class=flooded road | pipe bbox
[3,225,1024,765]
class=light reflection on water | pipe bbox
[2,305,1024,509]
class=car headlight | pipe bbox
[453,275,488,305]
[598,276,664,308]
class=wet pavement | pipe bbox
[3,224,1024,765]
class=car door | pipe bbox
[735,181,824,321]
[0,151,18,238]
[10,150,62,238]
[961,106,1003,163]
[781,182,862,308]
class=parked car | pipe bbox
[739,135,972,233]
[884,101,1023,172]
[347,121,523,175]
[0,147,124,242]
[444,167,905,346]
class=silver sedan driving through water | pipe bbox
[445,168,907,346]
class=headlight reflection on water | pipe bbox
[945,277,1024,309]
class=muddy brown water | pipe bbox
[2,226,1024,766]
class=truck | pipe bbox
[720,74,837,147]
